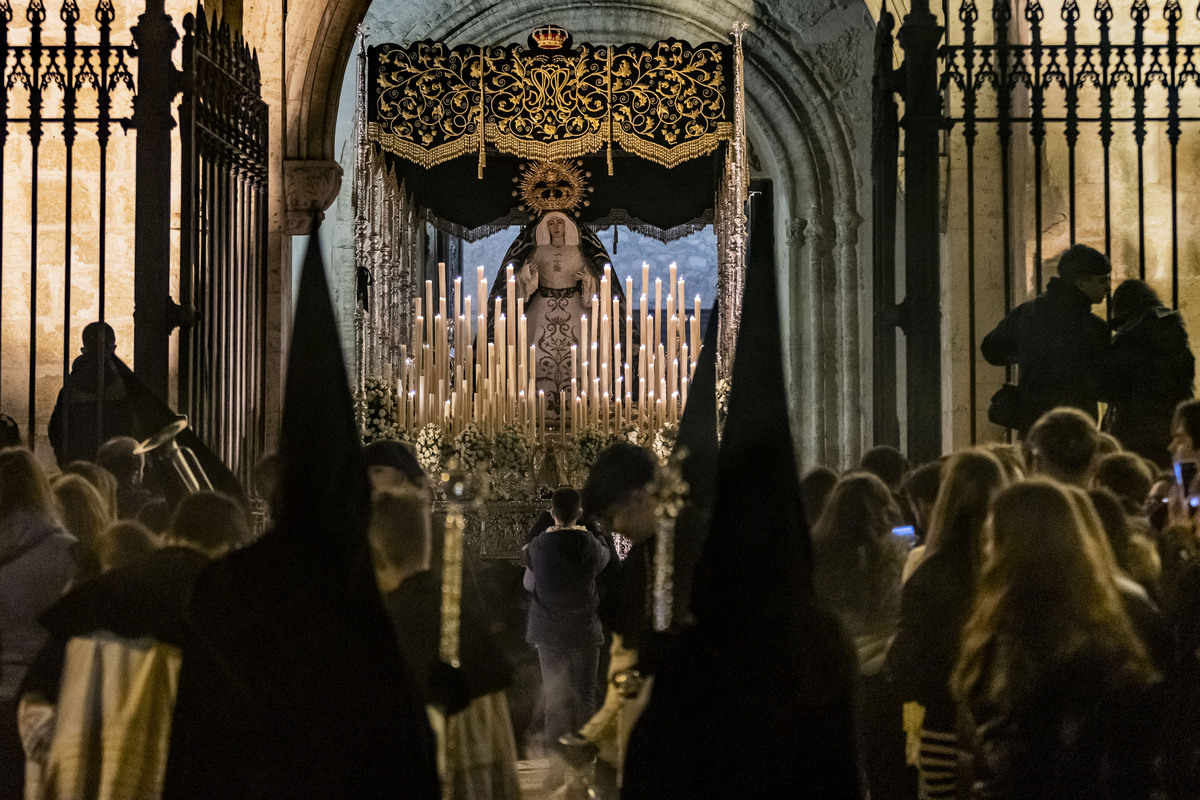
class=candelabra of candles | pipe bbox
[396,260,703,443]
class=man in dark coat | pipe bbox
[1100,279,1194,467]
[981,244,1112,436]
[48,322,139,467]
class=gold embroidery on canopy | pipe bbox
[368,37,733,170]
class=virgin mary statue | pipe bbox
[485,211,626,418]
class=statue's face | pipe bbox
[547,216,567,245]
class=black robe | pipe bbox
[162,532,440,800]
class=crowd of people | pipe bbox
[7,234,1200,800]
[804,402,1200,800]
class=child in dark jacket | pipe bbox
[523,486,611,788]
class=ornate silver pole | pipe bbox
[715,23,749,379]
[352,26,369,431]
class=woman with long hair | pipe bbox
[52,473,112,581]
[812,471,909,798]
[813,471,907,651]
[0,447,77,796]
[952,479,1161,799]
[887,449,1008,799]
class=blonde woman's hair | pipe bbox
[52,473,113,553]
[0,447,56,519]
[981,442,1026,483]
[952,478,1155,709]
[923,449,1008,581]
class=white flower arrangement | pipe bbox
[415,423,447,475]
[491,424,536,499]
[362,376,402,443]
[492,424,533,472]
[568,428,610,483]
[652,422,679,463]
[453,423,491,470]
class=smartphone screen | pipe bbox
[892,524,916,547]
[1175,460,1199,497]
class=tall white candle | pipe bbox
[654,278,662,352]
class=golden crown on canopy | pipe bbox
[530,24,570,50]
[513,159,592,216]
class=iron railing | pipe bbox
[178,7,268,488]
[0,0,135,451]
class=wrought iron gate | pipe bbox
[178,7,268,489]
[877,0,1200,450]
[0,0,136,452]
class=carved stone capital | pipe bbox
[804,215,832,252]
[787,217,807,246]
[835,208,864,241]
[284,159,344,234]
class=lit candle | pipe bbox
[560,390,568,441]
[654,278,662,352]
[591,342,599,398]
[624,363,632,425]
[539,390,546,443]
[506,267,516,364]
[641,262,650,301]
[463,295,472,347]
[571,378,579,427]
[478,313,487,380]
[666,293,675,365]
[507,344,516,423]
[600,268,611,327]
[591,295,600,347]
[425,281,435,352]
[453,275,462,324]
[414,314,425,367]
[418,375,426,426]
[465,344,474,398]
[669,358,678,412]
[638,344,647,424]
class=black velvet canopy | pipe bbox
[385,151,721,235]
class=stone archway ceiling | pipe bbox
[363,31,735,236]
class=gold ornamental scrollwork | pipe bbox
[371,41,485,168]
[367,37,733,170]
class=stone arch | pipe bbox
[285,0,873,467]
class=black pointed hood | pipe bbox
[690,185,854,705]
[621,184,860,799]
[275,222,372,586]
[668,299,720,619]
[672,299,720,502]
